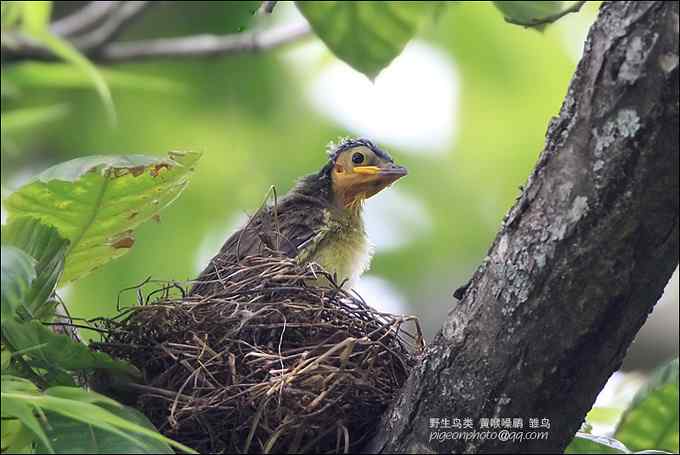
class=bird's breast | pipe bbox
[309,217,374,290]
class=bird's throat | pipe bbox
[343,193,365,214]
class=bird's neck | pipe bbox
[289,168,365,224]
[334,196,364,220]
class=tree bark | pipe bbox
[368,1,679,453]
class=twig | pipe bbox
[71,1,153,51]
[1,21,311,64]
[503,0,588,27]
[98,21,311,62]
[43,321,110,334]
[50,1,121,37]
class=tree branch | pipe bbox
[97,22,311,63]
[1,21,311,64]
[369,1,679,453]
[71,1,153,52]
[50,1,121,38]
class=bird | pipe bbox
[190,138,407,296]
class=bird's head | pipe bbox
[326,138,408,210]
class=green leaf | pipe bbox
[1,246,36,321]
[1,375,53,453]
[1,417,34,453]
[565,432,630,454]
[30,31,116,124]
[296,1,441,79]
[2,218,69,320]
[615,359,679,453]
[2,320,138,384]
[4,151,201,284]
[1,344,27,378]
[1,104,70,136]
[493,1,585,28]
[36,405,174,454]
[20,1,52,35]
[1,377,197,454]
[587,407,626,426]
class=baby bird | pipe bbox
[191,138,407,295]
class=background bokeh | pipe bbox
[2,1,677,380]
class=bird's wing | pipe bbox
[274,196,330,259]
[190,194,331,295]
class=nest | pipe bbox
[93,255,422,454]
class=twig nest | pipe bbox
[94,255,422,453]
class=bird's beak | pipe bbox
[378,163,408,178]
[348,162,407,201]
[354,163,408,178]
[353,166,381,175]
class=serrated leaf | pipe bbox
[2,320,139,384]
[296,1,441,79]
[565,432,631,454]
[2,218,69,320]
[615,359,679,453]
[1,246,36,321]
[4,151,201,284]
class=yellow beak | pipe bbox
[354,164,408,177]
[353,166,381,175]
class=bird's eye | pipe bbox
[352,152,365,164]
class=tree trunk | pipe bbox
[368,1,679,453]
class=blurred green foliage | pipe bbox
[567,358,679,453]
[1,1,598,330]
[615,358,679,452]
